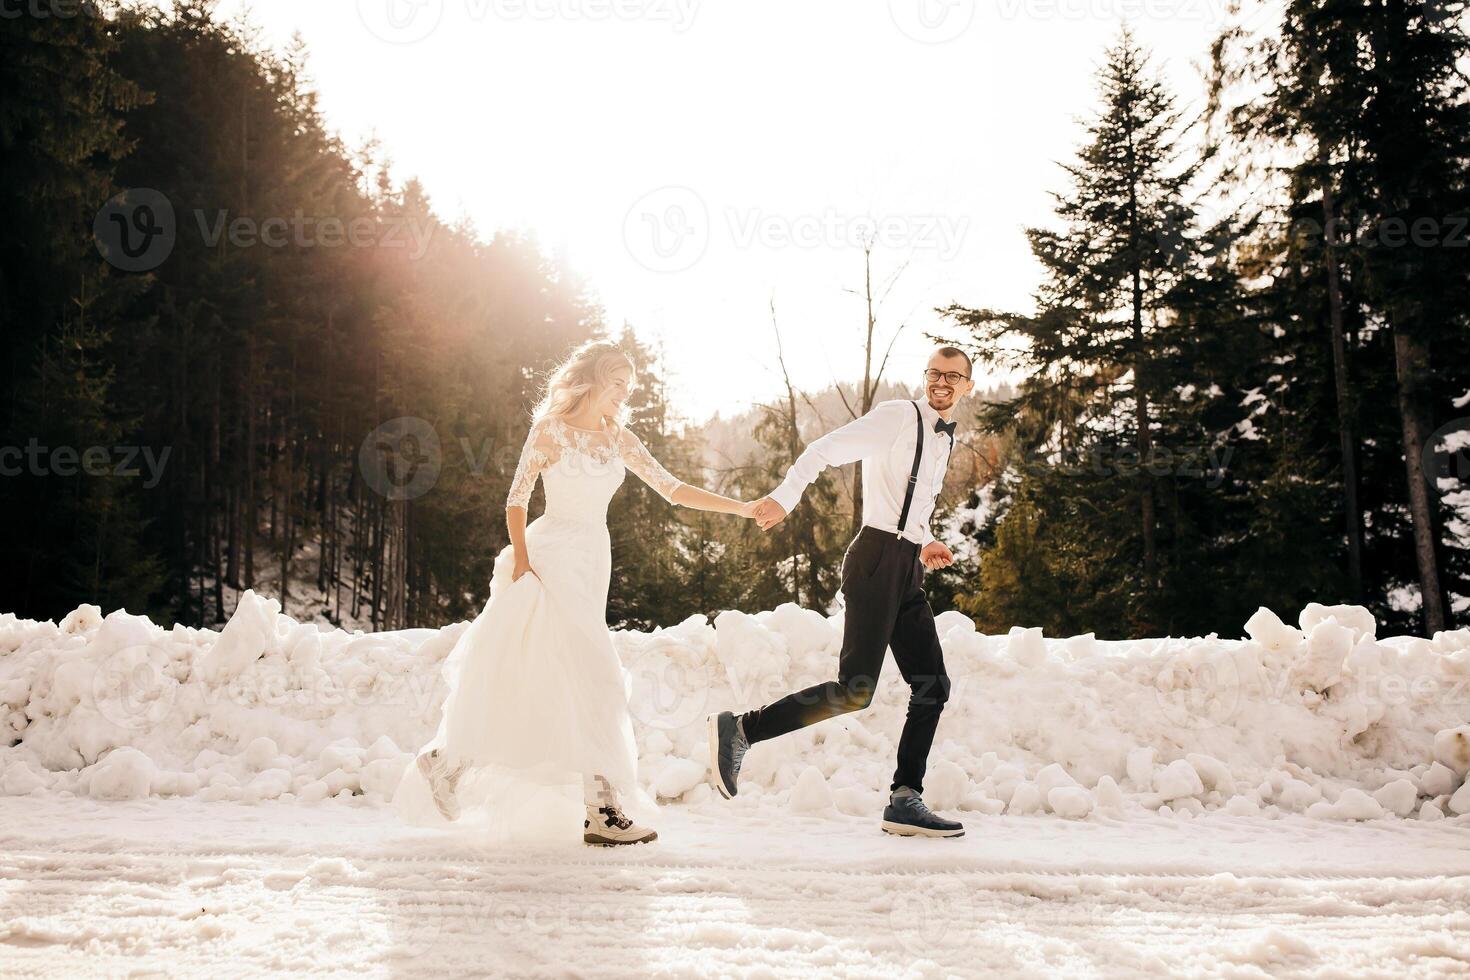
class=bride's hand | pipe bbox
[512,557,537,582]
[738,500,761,519]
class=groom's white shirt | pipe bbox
[768,398,954,547]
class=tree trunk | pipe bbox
[1319,167,1364,601]
[279,445,293,608]
[1392,329,1446,634]
[243,331,256,592]
[771,300,805,605]
[211,349,225,620]
[1123,119,1157,584]
[1132,267,1157,582]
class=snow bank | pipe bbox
[2,593,1469,825]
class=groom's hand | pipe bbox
[752,496,787,530]
[920,542,953,570]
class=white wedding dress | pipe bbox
[393,414,683,842]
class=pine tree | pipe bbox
[942,28,1238,636]
[0,2,161,620]
[1213,0,1470,632]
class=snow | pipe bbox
[790,764,834,813]
[198,588,280,686]
[2,795,1468,976]
[1306,787,1386,821]
[1007,780,1043,815]
[78,745,156,800]
[1435,725,1470,776]
[3,595,1470,973]
[1046,785,1094,818]
[6,595,1470,823]
[1423,761,1460,797]
[1374,778,1420,817]
[1094,774,1123,810]
[1006,625,1048,667]
[1156,759,1205,801]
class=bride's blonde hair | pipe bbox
[532,340,635,426]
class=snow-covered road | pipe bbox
[3,796,1468,978]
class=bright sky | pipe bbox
[217,0,1247,422]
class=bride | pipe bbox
[394,340,754,845]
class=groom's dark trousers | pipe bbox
[738,525,951,794]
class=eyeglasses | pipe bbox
[923,368,970,385]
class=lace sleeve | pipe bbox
[506,417,557,509]
[618,426,684,504]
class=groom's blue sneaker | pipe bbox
[707,711,749,799]
[881,786,965,838]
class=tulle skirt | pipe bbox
[393,513,657,843]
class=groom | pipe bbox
[709,345,974,838]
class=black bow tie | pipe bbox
[934,418,956,440]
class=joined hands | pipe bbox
[749,497,786,530]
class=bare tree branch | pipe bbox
[873,319,908,392]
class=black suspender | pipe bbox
[895,400,924,539]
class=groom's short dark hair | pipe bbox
[934,345,973,377]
